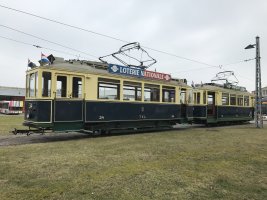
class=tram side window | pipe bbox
[244,96,249,106]
[29,73,35,97]
[230,94,236,105]
[57,76,67,98]
[144,84,160,102]
[42,72,51,97]
[180,89,186,104]
[98,78,120,100]
[222,93,229,105]
[197,93,201,104]
[237,95,243,106]
[162,86,175,102]
[123,81,142,101]
[72,77,82,98]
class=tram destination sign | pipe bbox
[108,64,171,81]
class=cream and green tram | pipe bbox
[193,83,254,124]
[24,57,194,133]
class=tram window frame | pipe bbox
[42,71,51,97]
[123,81,142,101]
[244,96,250,106]
[26,74,29,97]
[29,73,35,97]
[72,77,83,98]
[237,95,243,106]
[180,89,186,104]
[162,86,175,103]
[222,93,229,105]
[56,75,67,98]
[230,94,236,105]
[203,91,207,104]
[144,84,160,102]
[98,78,120,100]
[193,92,201,104]
[35,72,38,97]
[188,90,193,104]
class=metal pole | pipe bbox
[255,36,263,128]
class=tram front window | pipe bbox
[42,72,51,97]
[29,73,35,97]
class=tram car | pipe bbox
[192,83,254,124]
[23,56,195,133]
[0,100,24,115]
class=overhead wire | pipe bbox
[0,4,128,43]
[0,4,219,68]
[220,59,255,82]
[0,3,258,84]
[0,24,98,59]
[0,35,90,60]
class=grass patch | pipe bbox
[0,115,267,199]
[0,115,24,136]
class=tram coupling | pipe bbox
[12,128,45,136]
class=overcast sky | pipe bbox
[0,0,266,92]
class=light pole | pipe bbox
[245,36,263,128]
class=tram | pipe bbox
[21,43,254,134]
[192,83,254,124]
[0,100,23,114]
[24,56,196,133]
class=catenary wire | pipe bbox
[0,35,90,60]
[0,24,98,59]
[0,4,219,68]
[0,4,257,83]
[1,34,255,83]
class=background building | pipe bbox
[261,87,267,115]
[0,86,25,113]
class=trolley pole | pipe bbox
[245,36,263,128]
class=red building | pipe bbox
[0,86,25,113]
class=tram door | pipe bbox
[207,92,216,117]
[54,74,84,128]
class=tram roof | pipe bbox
[195,84,252,95]
[29,57,189,87]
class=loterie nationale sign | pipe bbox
[108,64,171,81]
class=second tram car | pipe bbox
[192,83,254,124]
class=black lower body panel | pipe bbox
[85,101,186,131]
